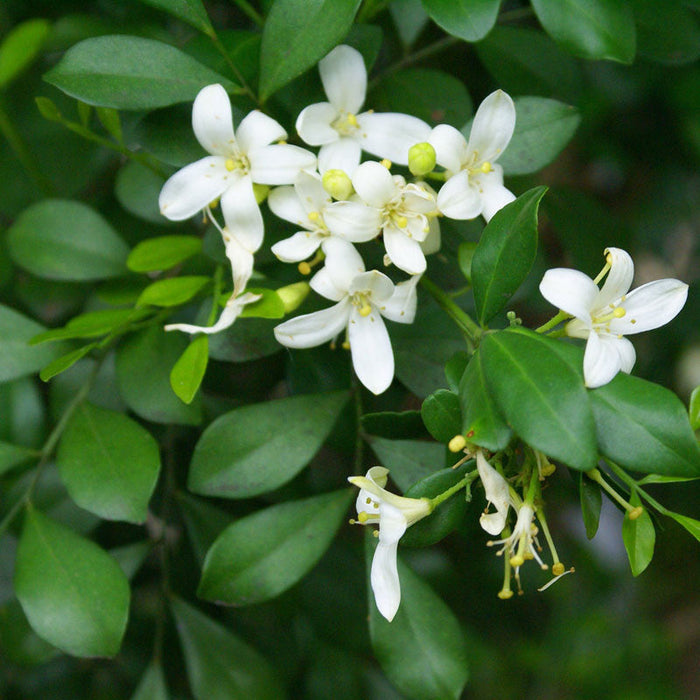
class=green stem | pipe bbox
[586,467,637,514]
[429,468,478,509]
[420,275,481,345]
[535,309,570,334]
[606,462,670,516]
[230,0,264,26]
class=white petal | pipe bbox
[608,279,688,335]
[295,170,332,212]
[165,291,260,335]
[274,299,351,348]
[616,336,636,374]
[475,166,516,222]
[402,184,438,215]
[267,185,308,226]
[380,275,419,324]
[319,44,366,114]
[583,331,622,388]
[220,176,263,253]
[159,156,231,221]
[356,112,431,165]
[236,110,287,154]
[596,247,634,309]
[323,237,366,291]
[366,465,390,489]
[539,268,599,321]
[192,84,236,156]
[383,225,427,275]
[429,124,468,173]
[318,138,362,175]
[296,102,340,146]
[224,236,255,297]
[352,161,396,208]
[309,265,346,302]
[271,231,323,263]
[436,170,482,220]
[371,538,402,622]
[467,90,516,165]
[420,217,441,255]
[349,270,395,303]
[323,201,383,242]
[249,144,316,185]
[348,305,394,394]
[476,450,511,536]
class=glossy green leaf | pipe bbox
[403,461,473,546]
[622,496,655,576]
[116,326,202,425]
[0,18,51,88]
[578,472,602,539]
[368,542,469,700]
[479,328,598,470]
[110,541,152,580]
[444,351,470,392]
[131,660,169,700]
[0,600,57,666]
[14,506,130,657]
[96,106,122,143]
[457,241,476,283]
[31,308,152,345]
[361,410,429,440]
[390,0,430,47]
[171,598,284,700]
[0,305,69,383]
[139,0,214,35]
[188,391,348,498]
[57,402,161,523]
[458,349,512,451]
[44,35,238,109]
[531,0,636,63]
[178,493,233,565]
[471,187,546,325]
[591,373,700,477]
[667,512,700,543]
[40,343,98,382]
[259,0,362,100]
[170,335,208,405]
[199,489,352,605]
[499,98,580,176]
[115,161,167,224]
[137,276,210,308]
[689,385,700,431]
[632,0,700,65]
[0,440,36,476]
[367,437,446,492]
[421,389,461,443]
[127,235,203,273]
[238,288,286,319]
[7,199,129,281]
[421,0,500,42]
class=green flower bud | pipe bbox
[408,142,436,176]
[252,183,270,204]
[276,281,311,313]
[35,97,62,122]
[322,169,353,200]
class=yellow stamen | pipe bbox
[308,211,320,221]
[359,303,372,317]
[448,434,467,453]
[552,562,565,576]
[224,158,236,172]
[341,340,350,350]
[613,306,626,318]
[628,506,644,520]
[380,159,392,169]
[298,262,312,275]
[356,511,370,523]
[347,113,358,127]
[480,161,492,173]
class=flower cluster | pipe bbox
[158,44,518,394]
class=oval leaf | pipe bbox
[7,199,129,281]
[14,506,130,658]
[44,35,238,109]
[0,18,51,88]
[622,499,655,576]
[138,0,214,35]
[0,440,36,476]
[367,437,446,492]
[198,489,352,605]
[127,235,203,273]
[421,389,462,443]
[57,402,161,523]
[137,276,210,308]
[188,391,349,498]
[170,334,209,405]
[421,0,500,42]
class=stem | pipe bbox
[535,506,560,566]
[207,266,225,325]
[586,468,637,515]
[420,275,481,345]
[429,468,478,509]
[230,0,264,26]
[535,309,570,334]
[607,462,670,516]
[208,29,261,107]
[352,382,366,475]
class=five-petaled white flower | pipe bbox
[430,89,516,222]
[348,466,432,622]
[296,44,431,174]
[273,238,418,394]
[539,247,689,388]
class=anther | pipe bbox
[298,262,312,275]
[480,161,492,173]
[628,506,644,520]
[613,307,626,318]
[448,435,467,453]
[224,158,236,171]
[308,211,320,221]
[359,303,372,317]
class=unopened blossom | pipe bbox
[539,247,689,388]
[323,161,438,275]
[348,466,432,621]
[430,90,516,222]
[273,238,418,394]
[296,44,430,174]
[159,83,316,238]
[476,450,512,536]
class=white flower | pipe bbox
[487,503,547,571]
[273,238,417,394]
[348,466,432,621]
[476,450,512,536]
[430,90,516,222]
[159,84,316,234]
[539,247,689,388]
[323,161,438,275]
[296,44,430,174]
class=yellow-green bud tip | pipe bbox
[448,434,467,453]
[298,262,312,276]
[322,169,353,200]
[252,183,270,204]
[380,159,392,169]
[408,142,437,176]
[628,506,644,520]
[552,562,565,576]
[276,282,310,313]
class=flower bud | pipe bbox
[408,142,436,176]
[35,97,62,122]
[322,169,353,200]
[276,281,310,313]
[252,183,270,204]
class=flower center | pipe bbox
[351,292,373,317]
[592,304,627,329]
[224,151,250,174]
[332,111,359,136]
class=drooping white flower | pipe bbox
[476,450,512,536]
[487,503,547,571]
[164,290,261,335]
[348,466,432,622]
[296,44,431,174]
[159,83,316,232]
[539,247,689,388]
[273,238,418,394]
[323,161,438,275]
[430,90,516,222]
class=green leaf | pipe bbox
[637,474,699,485]
[0,600,58,667]
[0,18,51,89]
[632,0,700,65]
[138,0,214,35]
[689,385,700,431]
[368,542,469,700]
[259,0,362,100]
[57,402,161,523]
[457,241,476,283]
[170,335,208,404]
[0,305,69,383]
[621,496,655,576]
[137,276,210,308]
[421,0,500,42]
[0,440,36,476]
[479,328,598,470]
[115,161,167,224]
[458,349,512,451]
[471,187,546,325]
[531,0,636,63]
[198,489,352,605]
[361,410,429,440]
[367,437,446,492]
[40,343,98,382]
[116,326,202,425]
[7,199,129,281]
[31,308,152,345]
[96,106,122,143]
[499,98,580,176]
[666,512,700,543]
[390,0,430,48]
[188,391,348,498]
[421,389,461,443]
[14,506,130,658]
[44,35,238,109]
[238,288,286,319]
[577,472,602,539]
[444,351,470,392]
[127,235,203,273]
[131,660,169,700]
[590,373,700,477]
[178,493,233,565]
